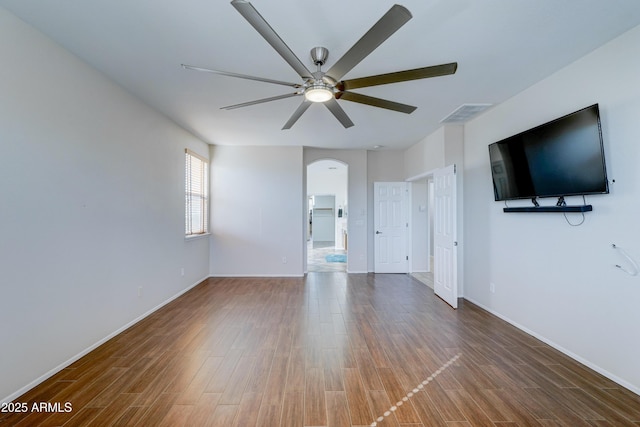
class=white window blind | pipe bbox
[185,149,209,236]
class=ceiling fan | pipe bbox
[182,0,457,129]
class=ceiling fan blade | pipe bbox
[181,64,302,88]
[222,92,302,110]
[231,0,313,79]
[282,100,312,129]
[337,62,458,91]
[324,98,354,128]
[325,4,412,82]
[336,91,416,114]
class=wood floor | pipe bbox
[2,273,639,426]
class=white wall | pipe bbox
[0,8,210,402]
[404,127,446,179]
[208,148,365,276]
[463,25,640,393]
[209,145,304,276]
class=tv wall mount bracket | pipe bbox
[503,196,592,213]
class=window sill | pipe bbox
[185,233,211,242]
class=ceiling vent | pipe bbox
[440,103,493,123]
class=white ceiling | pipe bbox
[2,0,640,150]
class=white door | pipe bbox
[433,165,458,308]
[374,182,409,273]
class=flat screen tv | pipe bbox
[488,104,609,202]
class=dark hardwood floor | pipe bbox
[2,273,639,426]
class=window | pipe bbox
[185,149,209,236]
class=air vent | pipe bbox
[440,104,492,123]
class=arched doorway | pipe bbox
[306,159,348,272]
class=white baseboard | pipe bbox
[1,276,208,404]
[208,273,304,278]
[464,296,640,396]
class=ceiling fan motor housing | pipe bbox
[310,46,329,66]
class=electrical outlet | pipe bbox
[138,286,143,297]
[282,256,287,264]
[180,267,185,277]
[490,282,496,293]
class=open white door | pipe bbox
[374,182,408,273]
[433,165,458,308]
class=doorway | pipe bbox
[410,178,434,288]
[407,165,458,308]
[306,160,348,272]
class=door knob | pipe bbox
[376,231,382,234]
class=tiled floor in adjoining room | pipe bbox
[307,240,347,272]
[411,272,434,289]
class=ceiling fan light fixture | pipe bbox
[304,84,333,103]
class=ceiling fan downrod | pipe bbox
[305,47,333,102]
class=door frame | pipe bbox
[406,168,438,276]
[305,159,349,273]
[406,165,460,306]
